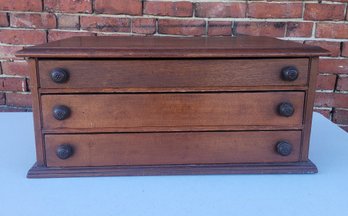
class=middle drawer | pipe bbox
[41,92,304,130]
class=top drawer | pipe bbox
[38,59,309,89]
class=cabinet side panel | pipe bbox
[301,57,319,161]
[29,59,45,166]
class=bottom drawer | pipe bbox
[45,131,302,167]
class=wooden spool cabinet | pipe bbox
[16,36,329,178]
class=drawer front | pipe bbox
[39,59,308,89]
[41,92,304,130]
[45,131,301,167]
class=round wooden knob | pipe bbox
[281,66,298,81]
[281,66,299,81]
[56,144,74,160]
[53,105,71,120]
[50,68,69,83]
[276,141,292,156]
[278,102,294,117]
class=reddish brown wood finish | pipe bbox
[15,36,329,178]
[41,125,304,134]
[41,92,304,130]
[45,131,301,167]
[16,36,328,58]
[28,59,46,166]
[301,57,319,161]
[27,161,318,178]
[38,59,309,89]
[38,85,309,94]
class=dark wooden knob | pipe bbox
[281,66,299,81]
[276,141,292,156]
[56,144,74,160]
[53,105,71,120]
[50,68,69,83]
[278,102,294,117]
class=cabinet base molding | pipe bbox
[27,161,317,178]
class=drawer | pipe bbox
[39,59,309,89]
[41,92,304,130]
[45,131,302,167]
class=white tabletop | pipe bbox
[0,112,347,216]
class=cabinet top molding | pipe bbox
[16,36,329,59]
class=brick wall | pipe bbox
[0,0,347,132]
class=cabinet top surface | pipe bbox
[16,36,329,58]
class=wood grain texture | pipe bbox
[15,36,328,177]
[27,161,318,178]
[41,92,305,130]
[38,85,308,94]
[38,59,309,89]
[41,125,304,134]
[15,36,329,58]
[28,59,46,166]
[45,131,302,167]
[301,57,319,161]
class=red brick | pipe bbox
[316,74,337,90]
[44,0,92,13]
[0,77,27,92]
[316,23,348,39]
[313,108,331,119]
[304,3,345,21]
[305,41,341,57]
[5,93,32,107]
[48,31,95,42]
[0,93,4,105]
[208,21,232,36]
[95,0,142,15]
[0,45,23,60]
[0,29,46,45]
[144,1,192,17]
[0,0,42,11]
[315,92,348,108]
[248,2,302,19]
[132,18,156,35]
[333,109,348,124]
[319,59,348,74]
[342,42,348,57]
[80,16,131,32]
[95,32,132,36]
[195,2,246,18]
[286,22,313,37]
[0,12,9,27]
[10,13,56,29]
[57,14,79,30]
[235,22,286,37]
[1,61,29,76]
[158,19,205,36]
[337,76,348,91]
[340,125,348,133]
